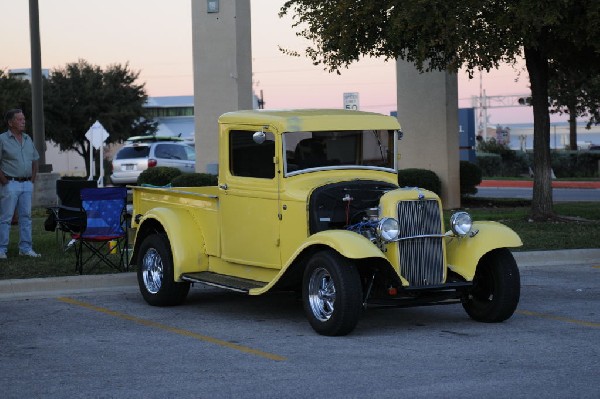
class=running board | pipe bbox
[180,272,267,293]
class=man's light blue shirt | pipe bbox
[0,131,40,178]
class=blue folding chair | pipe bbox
[45,179,97,250]
[72,187,129,274]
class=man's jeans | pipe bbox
[0,180,34,254]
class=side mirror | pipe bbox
[253,131,266,144]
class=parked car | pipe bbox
[110,136,195,185]
[130,110,522,336]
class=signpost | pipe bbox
[84,120,110,187]
[343,92,360,110]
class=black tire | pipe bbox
[302,250,363,336]
[137,233,190,306]
[463,248,520,322]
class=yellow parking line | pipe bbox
[592,265,600,269]
[58,297,287,362]
[516,309,600,328]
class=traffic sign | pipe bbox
[343,92,360,110]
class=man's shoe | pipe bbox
[19,249,41,258]
[0,252,6,259]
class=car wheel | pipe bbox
[303,250,363,336]
[463,248,520,322]
[137,233,190,306]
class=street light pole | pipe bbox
[28,0,51,172]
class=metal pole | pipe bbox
[29,0,51,172]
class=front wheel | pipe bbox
[302,250,363,336]
[137,233,190,306]
[463,248,520,322]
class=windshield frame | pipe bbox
[282,129,398,177]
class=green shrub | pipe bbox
[475,152,502,177]
[171,173,218,187]
[137,167,182,186]
[460,161,482,196]
[476,138,529,177]
[397,168,442,195]
[476,137,513,157]
[551,151,600,178]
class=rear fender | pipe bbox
[446,221,522,281]
[133,207,208,280]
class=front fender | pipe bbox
[446,221,522,281]
[301,230,388,260]
[134,207,208,279]
[249,230,387,296]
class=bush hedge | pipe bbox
[137,167,182,186]
[397,168,442,195]
[460,161,482,196]
[171,173,218,187]
[551,151,600,178]
[476,150,600,178]
[476,137,600,178]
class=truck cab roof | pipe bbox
[218,109,401,134]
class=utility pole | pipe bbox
[29,0,51,172]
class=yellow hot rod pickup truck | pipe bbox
[130,109,522,336]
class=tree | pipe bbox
[548,53,600,150]
[0,70,32,132]
[280,0,600,220]
[44,60,157,176]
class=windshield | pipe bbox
[284,130,396,175]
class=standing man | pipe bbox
[0,109,41,258]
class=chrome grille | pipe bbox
[397,200,444,286]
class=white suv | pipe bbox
[110,136,195,185]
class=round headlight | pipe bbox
[377,218,400,241]
[450,211,473,236]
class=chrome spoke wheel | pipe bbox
[308,267,336,322]
[302,250,362,336]
[137,233,190,306]
[142,248,163,294]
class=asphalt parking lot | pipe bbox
[1,251,598,399]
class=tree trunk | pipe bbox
[524,46,554,220]
[568,107,577,150]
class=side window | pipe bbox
[154,144,169,159]
[185,145,196,161]
[155,144,185,160]
[172,145,187,160]
[229,130,275,179]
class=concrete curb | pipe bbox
[513,248,600,267]
[1,249,599,300]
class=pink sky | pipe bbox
[1,0,563,124]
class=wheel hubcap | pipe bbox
[308,267,336,321]
[142,248,163,294]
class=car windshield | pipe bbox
[284,130,396,175]
[115,145,150,160]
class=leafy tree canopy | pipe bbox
[280,0,600,220]
[43,59,156,174]
[0,70,32,132]
[280,1,598,76]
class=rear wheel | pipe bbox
[137,233,190,306]
[463,248,520,322]
[303,250,363,336]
